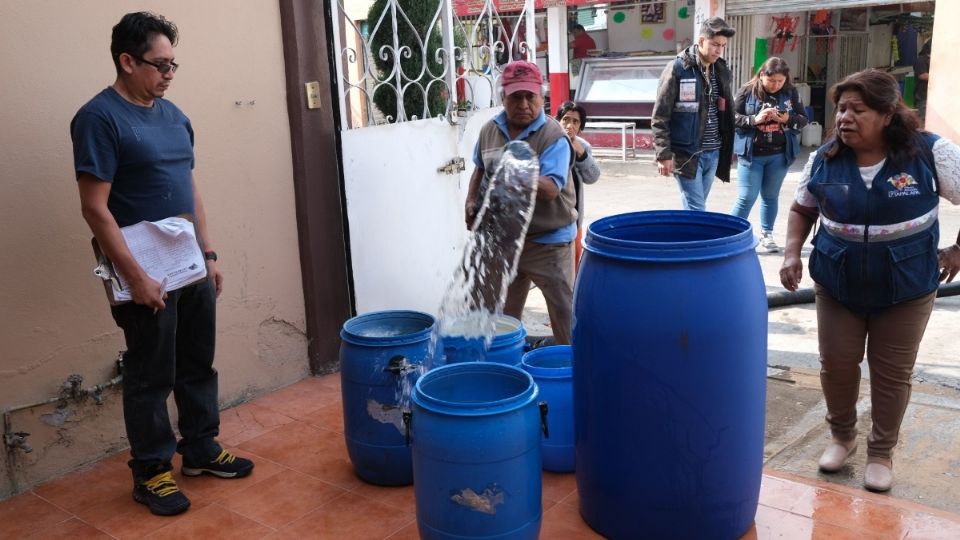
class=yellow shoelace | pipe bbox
[212,450,237,465]
[143,471,180,497]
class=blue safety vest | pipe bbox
[807,133,941,313]
[668,59,704,156]
[733,90,801,164]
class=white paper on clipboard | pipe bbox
[94,217,207,303]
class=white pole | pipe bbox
[330,0,350,129]
[440,0,458,120]
[525,0,536,62]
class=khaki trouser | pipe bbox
[815,285,936,459]
[504,241,575,345]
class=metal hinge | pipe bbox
[437,157,465,175]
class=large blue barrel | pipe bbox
[340,310,435,486]
[411,362,543,540]
[574,211,767,540]
[441,314,526,366]
[521,345,574,473]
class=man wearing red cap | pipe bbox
[465,61,576,345]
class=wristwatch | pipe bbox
[204,251,218,262]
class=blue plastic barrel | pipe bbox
[521,345,574,472]
[411,362,544,540]
[574,211,767,540]
[340,310,435,486]
[442,315,526,366]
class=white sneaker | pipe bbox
[759,232,779,253]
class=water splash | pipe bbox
[429,140,540,368]
[394,141,538,407]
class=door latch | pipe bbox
[437,157,465,175]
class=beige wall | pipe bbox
[0,1,309,497]
[926,0,959,141]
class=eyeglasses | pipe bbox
[134,55,179,74]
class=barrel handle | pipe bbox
[402,410,412,446]
[384,355,412,376]
[538,401,549,439]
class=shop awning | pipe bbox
[454,0,602,17]
[726,0,933,16]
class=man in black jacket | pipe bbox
[652,17,736,211]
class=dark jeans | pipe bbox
[111,279,221,481]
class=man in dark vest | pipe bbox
[465,61,576,344]
[652,16,736,211]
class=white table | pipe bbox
[583,121,637,161]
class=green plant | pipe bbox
[367,0,447,121]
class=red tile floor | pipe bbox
[3,375,960,539]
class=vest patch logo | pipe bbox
[887,173,920,197]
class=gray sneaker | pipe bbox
[759,232,779,253]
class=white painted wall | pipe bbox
[927,0,960,141]
[607,3,693,54]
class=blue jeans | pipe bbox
[111,279,222,481]
[675,149,719,211]
[730,153,790,233]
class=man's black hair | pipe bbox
[699,17,735,39]
[571,24,586,33]
[110,12,178,75]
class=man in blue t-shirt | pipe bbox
[71,12,252,517]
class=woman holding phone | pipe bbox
[730,57,808,252]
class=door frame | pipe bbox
[278,0,354,374]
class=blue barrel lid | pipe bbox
[413,362,537,416]
[585,210,757,262]
[522,345,573,379]
[340,310,435,346]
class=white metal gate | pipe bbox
[331,0,535,315]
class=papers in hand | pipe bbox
[93,217,207,303]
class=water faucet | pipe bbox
[4,431,32,453]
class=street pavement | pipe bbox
[519,148,960,513]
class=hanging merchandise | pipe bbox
[769,15,799,54]
[810,10,836,55]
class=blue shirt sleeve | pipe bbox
[539,137,571,190]
[473,141,484,170]
[71,110,118,182]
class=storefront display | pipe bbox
[574,55,671,119]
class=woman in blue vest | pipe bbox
[730,57,807,252]
[780,69,960,492]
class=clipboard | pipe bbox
[91,215,208,305]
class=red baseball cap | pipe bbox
[501,61,543,96]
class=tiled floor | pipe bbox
[3,375,960,539]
